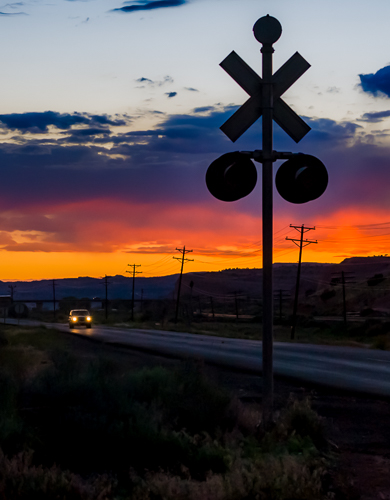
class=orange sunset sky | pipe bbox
[0,0,390,281]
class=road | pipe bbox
[6,318,390,397]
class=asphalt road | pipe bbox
[6,318,390,397]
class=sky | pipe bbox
[1,0,390,279]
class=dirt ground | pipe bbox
[67,332,390,500]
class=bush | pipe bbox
[11,355,234,477]
[270,398,328,451]
[0,450,115,500]
[372,334,390,350]
[0,328,333,499]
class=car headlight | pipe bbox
[72,317,77,322]
[86,317,91,321]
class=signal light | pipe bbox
[275,154,328,204]
[206,152,257,202]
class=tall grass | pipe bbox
[0,326,333,499]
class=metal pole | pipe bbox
[53,279,56,321]
[131,266,135,321]
[291,225,304,339]
[210,296,215,319]
[342,271,347,327]
[175,246,185,323]
[279,290,283,322]
[198,296,202,317]
[105,276,108,320]
[261,40,274,427]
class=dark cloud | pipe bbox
[61,128,112,144]
[301,117,361,144]
[165,92,177,98]
[0,104,388,252]
[135,75,173,87]
[136,77,153,84]
[193,106,216,113]
[185,87,199,92]
[358,110,390,123]
[112,0,186,14]
[359,65,390,97]
[0,111,128,133]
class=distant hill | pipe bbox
[0,275,179,302]
[183,263,333,300]
[3,257,390,317]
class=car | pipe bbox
[69,309,92,329]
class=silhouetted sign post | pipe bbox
[206,15,328,427]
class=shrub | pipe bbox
[270,398,328,451]
[372,334,390,350]
[0,328,333,499]
[0,450,115,500]
[14,355,234,477]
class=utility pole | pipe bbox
[173,246,193,323]
[331,271,355,327]
[189,280,194,319]
[52,280,57,320]
[273,289,290,322]
[102,275,110,320]
[126,264,142,321]
[8,284,16,302]
[198,296,202,318]
[286,224,317,339]
[234,291,239,320]
[210,296,215,319]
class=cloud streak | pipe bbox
[0,10,25,15]
[358,110,390,123]
[0,111,129,133]
[113,0,186,14]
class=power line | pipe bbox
[52,280,57,320]
[286,224,317,340]
[8,284,16,302]
[331,271,356,326]
[102,275,110,320]
[126,264,142,321]
[173,246,193,323]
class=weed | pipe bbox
[372,334,390,350]
[272,397,328,451]
[0,326,334,499]
[0,450,116,500]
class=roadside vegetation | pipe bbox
[0,325,337,499]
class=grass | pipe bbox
[0,324,336,499]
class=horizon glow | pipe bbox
[1,0,390,280]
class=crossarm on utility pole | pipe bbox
[173,246,193,323]
[127,264,142,321]
[287,225,317,340]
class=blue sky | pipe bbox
[1,0,390,279]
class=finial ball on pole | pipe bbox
[253,15,282,45]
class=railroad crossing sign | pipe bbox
[220,50,311,143]
[205,15,328,427]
